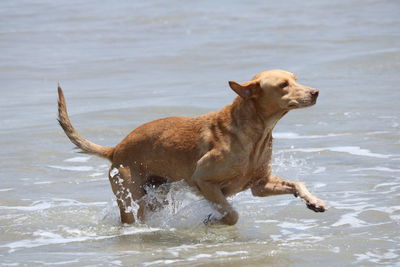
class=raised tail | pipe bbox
[57,85,114,161]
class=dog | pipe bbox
[58,69,326,225]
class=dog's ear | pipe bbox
[228,80,260,99]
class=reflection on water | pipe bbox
[1,0,400,266]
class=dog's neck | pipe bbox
[215,96,287,169]
[228,96,287,138]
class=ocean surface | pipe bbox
[1,0,399,266]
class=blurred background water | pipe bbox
[0,0,399,266]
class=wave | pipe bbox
[283,146,392,159]
[0,198,107,212]
[47,165,94,171]
[274,132,347,139]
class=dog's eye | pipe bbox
[279,81,289,88]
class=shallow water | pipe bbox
[1,0,400,266]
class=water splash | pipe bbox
[101,180,222,230]
[142,181,223,229]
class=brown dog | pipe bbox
[58,69,326,225]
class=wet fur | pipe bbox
[57,69,326,225]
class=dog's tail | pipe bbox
[57,85,114,161]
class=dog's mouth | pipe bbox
[288,98,317,109]
[304,98,317,108]
[288,102,300,109]
[308,96,318,107]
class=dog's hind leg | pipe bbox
[108,164,146,224]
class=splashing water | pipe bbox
[144,181,223,229]
[101,150,315,230]
[100,180,223,230]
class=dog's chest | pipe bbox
[221,148,273,196]
[220,163,271,196]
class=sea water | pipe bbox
[1,0,399,265]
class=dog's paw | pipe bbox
[220,210,239,225]
[306,199,326,212]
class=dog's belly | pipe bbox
[113,143,200,183]
[115,152,197,182]
[112,116,206,180]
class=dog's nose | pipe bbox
[310,89,319,97]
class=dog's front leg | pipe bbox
[251,175,326,212]
[196,179,238,225]
[191,155,239,225]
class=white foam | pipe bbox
[48,165,94,171]
[374,182,400,189]
[365,131,390,135]
[285,146,391,158]
[313,182,326,188]
[120,226,163,235]
[254,219,279,224]
[330,247,340,253]
[143,248,249,266]
[2,230,110,253]
[376,205,400,214]
[329,200,374,212]
[355,251,399,263]
[143,259,181,266]
[390,214,400,222]
[33,181,53,185]
[274,132,347,139]
[89,172,104,177]
[278,221,314,230]
[88,177,108,182]
[0,188,13,192]
[313,167,326,174]
[2,225,164,253]
[348,167,400,173]
[44,260,80,265]
[332,213,367,228]
[64,156,91,163]
[284,233,325,242]
[0,198,107,212]
[3,231,87,252]
[215,251,248,256]
[187,253,213,261]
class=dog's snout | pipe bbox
[310,89,319,97]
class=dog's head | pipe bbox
[229,69,319,111]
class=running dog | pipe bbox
[57,69,326,225]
